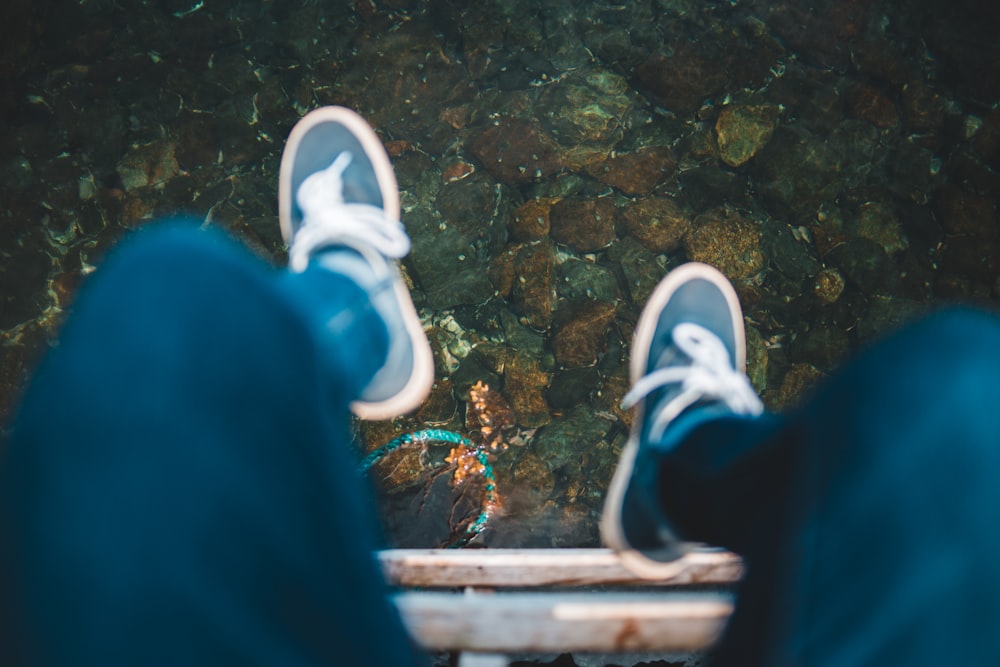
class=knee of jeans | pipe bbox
[904,307,1000,390]
[80,221,275,317]
[855,307,1000,397]
[103,220,244,275]
[897,310,1000,454]
[808,308,1000,466]
[912,306,1000,344]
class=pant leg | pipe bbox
[655,411,795,556]
[656,307,1000,667]
[0,222,422,666]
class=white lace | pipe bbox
[622,322,763,441]
[289,152,411,272]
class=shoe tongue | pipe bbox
[650,339,687,373]
[297,152,352,214]
[340,176,383,210]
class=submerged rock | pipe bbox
[440,156,476,184]
[510,240,556,329]
[846,82,900,129]
[434,171,512,258]
[546,366,602,410]
[468,117,563,185]
[552,300,617,368]
[793,326,851,373]
[939,236,1000,284]
[415,379,460,427]
[765,219,821,284]
[828,238,895,296]
[532,405,614,472]
[0,237,53,330]
[752,126,843,219]
[502,351,552,428]
[972,107,1000,166]
[607,236,663,307]
[556,256,620,306]
[761,0,869,71]
[714,104,781,167]
[492,451,554,520]
[684,208,765,283]
[935,185,997,238]
[676,165,749,211]
[765,363,824,412]
[498,308,545,355]
[813,267,846,304]
[745,324,768,395]
[549,197,617,252]
[116,140,179,191]
[901,80,949,132]
[584,146,675,195]
[618,196,690,253]
[755,120,879,221]
[539,67,635,149]
[331,20,474,148]
[407,206,496,309]
[853,201,908,255]
[633,45,728,115]
[510,198,555,242]
[857,296,930,342]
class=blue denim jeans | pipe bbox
[656,308,1000,667]
[0,223,422,666]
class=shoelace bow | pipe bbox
[623,322,763,441]
[289,152,411,272]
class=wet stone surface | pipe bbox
[1,0,999,567]
[619,196,690,253]
[584,145,675,195]
[469,117,564,185]
[550,197,617,252]
[714,104,781,168]
[685,207,766,284]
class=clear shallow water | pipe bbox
[1,0,998,549]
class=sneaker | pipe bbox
[279,106,433,420]
[600,262,763,578]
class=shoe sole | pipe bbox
[600,262,747,579]
[279,107,433,420]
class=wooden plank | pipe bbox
[394,590,733,653]
[456,654,508,667]
[379,548,742,588]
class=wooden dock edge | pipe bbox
[380,548,741,656]
[379,547,743,588]
[394,590,734,653]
